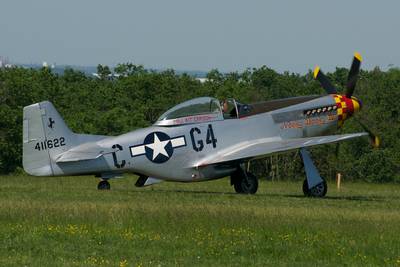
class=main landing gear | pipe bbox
[231,167,258,194]
[302,179,327,197]
[300,148,327,198]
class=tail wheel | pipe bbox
[303,179,327,197]
[98,180,111,190]
[233,172,258,194]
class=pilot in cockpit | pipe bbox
[221,99,237,118]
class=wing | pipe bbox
[195,132,368,167]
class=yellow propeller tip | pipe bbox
[373,136,380,148]
[313,66,320,79]
[354,52,363,62]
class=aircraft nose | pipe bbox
[334,94,362,127]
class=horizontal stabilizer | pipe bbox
[56,151,104,162]
[55,142,113,163]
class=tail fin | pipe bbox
[23,101,77,176]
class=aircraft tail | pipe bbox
[23,101,78,176]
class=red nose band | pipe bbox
[333,95,361,127]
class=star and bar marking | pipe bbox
[129,132,186,164]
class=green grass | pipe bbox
[1,175,400,266]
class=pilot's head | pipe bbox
[222,100,229,113]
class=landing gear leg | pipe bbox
[231,165,258,194]
[299,148,327,197]
[97,180,111,190]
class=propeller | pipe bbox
[346,52,362,97]
[354,117,380,148]
[313,52,363,96]
[335,117,380,159]
[313,66,337,94]
[313,52,379,149]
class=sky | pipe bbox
[1,0,400,73]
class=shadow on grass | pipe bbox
[275,194,386,202]
[120,188,388,202]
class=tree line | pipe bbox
[0,63,399,182]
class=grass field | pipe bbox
[1,175,400,266]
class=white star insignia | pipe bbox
[145,133,171,160]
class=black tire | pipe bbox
[234,172,258,194]
[303,179,327,197]
[97,180,110,190]
[302,180,311,197]
[233,181,244,193]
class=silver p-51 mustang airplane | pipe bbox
[23,53,377,197]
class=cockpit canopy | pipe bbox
[155,97,253,126]
[155,97,223,126]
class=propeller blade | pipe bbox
[355,118,380,148]
[313,66,337,94]
[346,52,362,97]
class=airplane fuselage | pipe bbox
[51,94,347,182]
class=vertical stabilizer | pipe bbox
[23,101,76,176]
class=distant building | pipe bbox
[196,77,209,83]
[0,56,7,68]
[0,56,13,68]
[92,73,121,80]
[42,61,56,69]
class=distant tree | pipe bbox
[114,63,146,76]
[97,64,111,80]
[0,64,399,182]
